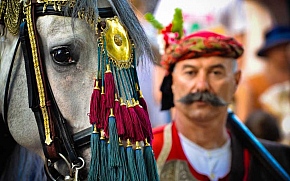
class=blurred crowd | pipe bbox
[130,0,290,145]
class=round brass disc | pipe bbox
[103,16,132,68]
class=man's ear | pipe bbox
[234,70,242,91]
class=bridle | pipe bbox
[1,1,115,180]
[2,0,160,180]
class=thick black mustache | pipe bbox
[178,92,228,107]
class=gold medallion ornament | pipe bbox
[102,16,133,68]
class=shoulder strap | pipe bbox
[156,122,173,175]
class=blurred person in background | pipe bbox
[245,110,282,142]
[235,26,290,126]
[259,77,290,144]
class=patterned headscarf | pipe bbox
[160,31,244,110]
[161,31,244,71]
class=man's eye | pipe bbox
[210,69,225,78]
[50,46,76,65]
[213,70,222,75]
[185,70,196,75]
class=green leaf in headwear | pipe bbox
[144,13,164,31]
[171,8,184,39]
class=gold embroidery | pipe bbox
[160,160,199,181]
[4,0,21,35]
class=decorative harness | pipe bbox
[2,0,102,179]
[1,0,159,180]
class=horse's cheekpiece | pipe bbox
[0,0,159,180]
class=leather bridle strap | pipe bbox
[3,38,20,124]
[20,18,64,162]
[20,3,116,179]
[2,0,115,179]
[22,2,80,165]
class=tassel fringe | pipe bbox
[108,108,121,167]
[135,141,149,181]
[88,125,100,181]
[144,139,160,181]
[126,139,140,181]
[89,16,159,181]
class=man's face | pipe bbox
[171,56,241,120]
[267,43,290,70]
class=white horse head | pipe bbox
[0,0,157,180]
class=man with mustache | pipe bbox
[152,31,290,181]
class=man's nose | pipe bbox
[194,73,210,92]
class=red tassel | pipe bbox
[89,79,101,124]
[105,64,115,108]
[114,97,125,137]
[120,99,135,140]
[137,88,148,112]
[133,99,153,142]
[138,96,148,112]
[103,108,110,138]
[128,100,144,142]
[97,88,106,130]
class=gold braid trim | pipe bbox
[24,2,52,145]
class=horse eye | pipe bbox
[50,46,76,65]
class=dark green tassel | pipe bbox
[100,131,108,181]
[135,141,148,181]
[108,108,121,167]
[110,167,118,181]
[143,139,160,181]
[107,142,117,180]
[118,139,130,181]
[88,125,100,181]
[126,139,140,181]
